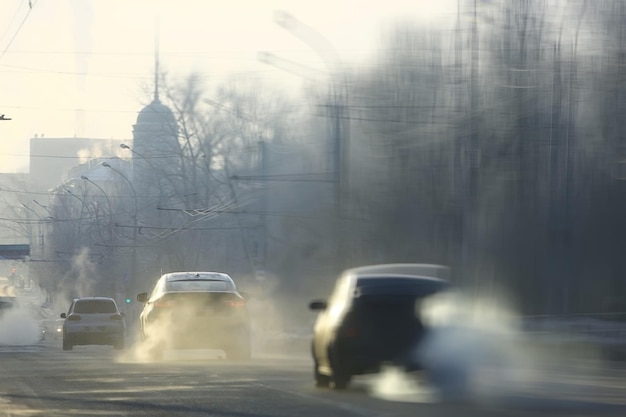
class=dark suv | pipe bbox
[309,264,450,389]
[0,296,16,317]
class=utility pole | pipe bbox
[461,0,480,289]
[268,10,349,269]
[102,162,138,307]
[258,140,268,273]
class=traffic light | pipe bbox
[125,297,132,304]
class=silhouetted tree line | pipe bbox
[341,0,626,315]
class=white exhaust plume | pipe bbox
[0,284,47,346]
[0,305,41,345]
[117,278,312,363]
[52,247,100,314]
[118,302,235,363]
[370,290,609,406]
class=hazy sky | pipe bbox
[0,0,455,173]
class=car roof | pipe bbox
[163,271,234,282]
[73,296,116,301]
[345,263,450,281]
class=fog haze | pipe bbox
[0,1,626,410]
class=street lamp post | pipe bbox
[120,143,178,195]
[265,11,349,270]
[102,162,138,304]
[120,143,170,291]
[272,10,347,207]
[102,162,137,225]
[58,185,87,237]
[81,175,114,246]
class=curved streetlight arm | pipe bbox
[81,175,114,243]
[102,162,137,220]
[120,143,180,203]
[102,161,139,300]
[33,199,52,215]
[257,51,322,82]
[273,10,341,72]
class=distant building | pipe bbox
[131,88,179,197]
[0,173,31,280]
[132,96,178,159]
[29,137,125,194]
[0,173,29,245]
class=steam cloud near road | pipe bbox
[371,290,611,406]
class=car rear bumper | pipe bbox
[145,320,250,349]
[336,341,421,375]
[66,332,123,345]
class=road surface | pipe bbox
[0,339,625,416]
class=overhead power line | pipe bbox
[0,0,37,61]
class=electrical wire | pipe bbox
[0,0,37,61]
[0,0,27,48]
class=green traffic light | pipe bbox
[125,298,131,303]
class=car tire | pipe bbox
[314,362,331,388]
[312,343,331,388]
[331,371,350,390]
[329,346,351,390]
[62,337,73,351]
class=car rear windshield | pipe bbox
[166,279,234,292]
[74,300,117,314]
[355,277,447,298]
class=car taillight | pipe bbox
[224,300,246,307]
[110,314,123,320]
[67,314,81,321]
[342,326,359,337]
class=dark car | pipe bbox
[309,263,450,389]
[0,296,16,317]
[137,271,251,360]
[40,318,64,340]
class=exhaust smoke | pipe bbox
[370,290,614,408]
[0,283,47,346]
[0,305,41,346]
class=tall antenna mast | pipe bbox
[154,15,160,102]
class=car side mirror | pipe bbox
[60,313,66,319]
[309,300,327,311]
[136,293,148,303]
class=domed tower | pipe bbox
[133,96,178,158]
[132,39,178,161]
[131,32,179,195]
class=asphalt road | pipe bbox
[1,338,625,417]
